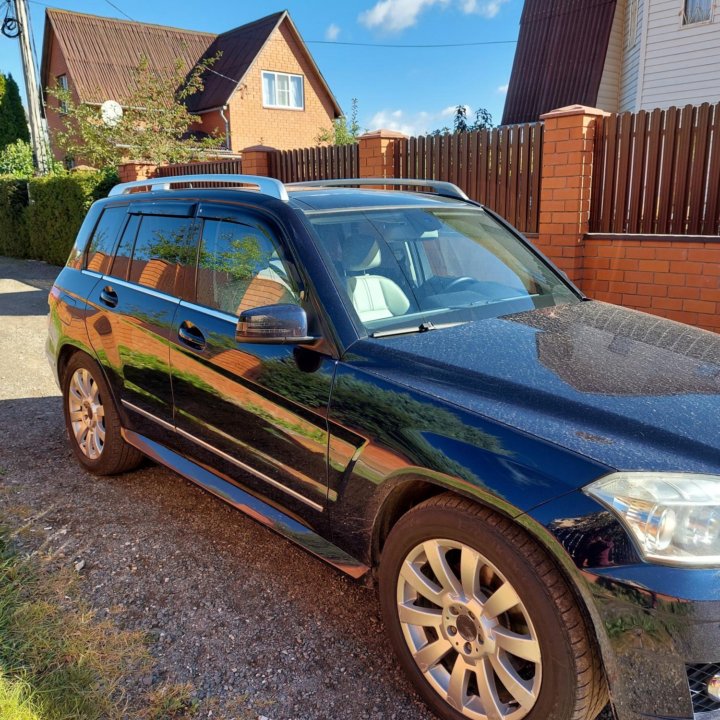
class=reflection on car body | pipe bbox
[47,175,720,720]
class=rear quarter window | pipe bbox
[85,206,128,274]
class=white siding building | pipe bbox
[602,0,720,112]
[503,0,719,124]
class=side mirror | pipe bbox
[236,303,315,344]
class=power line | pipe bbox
[102,0,133,21]
[24,1,516,49]
[305,39,517,48]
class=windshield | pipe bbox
[307,207,580,335]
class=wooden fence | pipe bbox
[270,144,359,183]
[394,124,544,234]
[590,102,720,235]
[156,157,243,177]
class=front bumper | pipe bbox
[586,564,720,720]
[528,493,720,720]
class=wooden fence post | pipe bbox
[535,105,609,284]
[358,130,406,179]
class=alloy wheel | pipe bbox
[67,367,106,460]
[396,539,542,720]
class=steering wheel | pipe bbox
[445,276,477,292]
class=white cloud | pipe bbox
[367,106,475,136]
[496,83,509,94]
[325,23,341,40]
[359,0,450,32]
[460,0,509,17]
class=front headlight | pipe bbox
[584,473,720,566]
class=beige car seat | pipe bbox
[342,234,410,322]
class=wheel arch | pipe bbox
[372,479,614,708]
[370,471,521,568]
[57,341,92,384]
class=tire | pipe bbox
[378,494,607,720]
[62,352,143,475]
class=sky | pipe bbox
[0,0,523,136]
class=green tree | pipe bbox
[316,98,361,145]
[47,55,223,169]
[0,74,30,150]
[431,104,493,136]
[0,139,34,177]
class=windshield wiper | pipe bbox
[370,320,466,338]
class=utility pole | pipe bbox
[10,0,51,174]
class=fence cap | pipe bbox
[358,129,408,140]
[540,105,611,120]
[242,144,277,153]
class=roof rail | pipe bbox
[286,178,469,201]
[108,174,289,202]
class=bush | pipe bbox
[0,140,34,178]
[0,179,29,258]
[0,169,118,265]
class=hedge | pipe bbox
[0,170,117,266]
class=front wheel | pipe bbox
[378,494,607,720]
[62,353,143,475]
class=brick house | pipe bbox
[40,8,342,157]
[503,0,720,124]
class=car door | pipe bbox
[85,200,197,442]
[168,203,336,526]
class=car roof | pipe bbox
[102,176,477,214]
[285,187,469,212]
[95,187,473,215]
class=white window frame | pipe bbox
[625,0,639,49]
[261,71,304,111]
[57,74,69,113]
[682,0,714,25]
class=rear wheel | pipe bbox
[378,494,607,720]
[62,353,143,475]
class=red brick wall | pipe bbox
[226,22,338,151]
[44,33,77,162]
[581,237,720,332]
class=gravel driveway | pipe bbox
[0,256,612,720]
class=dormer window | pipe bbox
[262,71,304,110]
[683,0,713,24]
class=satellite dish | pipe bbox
[101,100,123,127]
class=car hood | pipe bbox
[352,301,720,475]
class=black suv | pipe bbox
[48,175,720,720]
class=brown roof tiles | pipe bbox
[502,0,617,125]
[41,8,341,117]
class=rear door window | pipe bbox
[129,215,197,296]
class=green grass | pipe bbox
[0,520,272,719]
[0,674,42,720]
[0,527,150,720]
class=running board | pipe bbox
[122,429,370,580]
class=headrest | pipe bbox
[343,233,381,272]
[382,224,413,243]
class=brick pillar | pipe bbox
[241,145,275,177]
[358,130,406,179]
[117,162,158,183]
[535,105,609,284]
